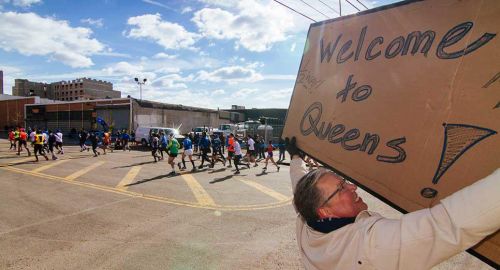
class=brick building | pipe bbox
[12,77,121,101]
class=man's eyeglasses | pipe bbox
[319,178,348,208]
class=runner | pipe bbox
[262,140,280,172]
[89,131,101,157]
[79,128,89,152]
[277,137,286,163]
[210,134,226,168]
[178,134,196,171]
[151,133,161,162]
[219,134,225,155]
[226,133,235,168]
[47,130,58,160]
[159,131,168,161]
[233,137,249,175]
[8,129,16,151]
[198,132,212,169]
[246,134,258,167]
[55,129,64,154]
[101,130,112,154]
[166,133,180,175]
[122,130,131,151]
[17,128,31,156]
[33,129,49,162]
[13,127,20,151]
[29,128,36,146]
[42,129,49,153]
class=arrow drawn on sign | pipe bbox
[432,123,497,184]
[482,72,500,88]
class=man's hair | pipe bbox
[293,168,331,222]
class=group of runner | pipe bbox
[149,132,281,175]
[8,127,64,162]
[7,127,284,175]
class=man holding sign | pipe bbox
[282,0,499,267]
[287,137,499,270]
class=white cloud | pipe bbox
[233,88,258,98]
[126,13,200,50]
[198,0,234,8]
[153,52,176,59]
[255,88,292,100]
[96,51,131,58]
[192,0,308,52]
[181,6,193,14]
[11,0,41,7]
[262,74,296,80]
[102,61,157,81]
[196,66,263,84]
[290,42,296,52]
[211,89,225,95]
[81,18,103,28]
[0,12,104,68]
[152,73,193,89]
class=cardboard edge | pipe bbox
[310,0,426,28]
[466,249,499,269]
[282,24,314,133]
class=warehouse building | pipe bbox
[23,98,230,136]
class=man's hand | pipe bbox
[285,137,304,159]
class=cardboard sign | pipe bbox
[283,0,499,265]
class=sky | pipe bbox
[0,0,399,109]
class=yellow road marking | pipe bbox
[0,165,290,211]
[65,161,105,181]
[180,174,216,206]
[32,159,69,173]
[238,178,289,201]
[116,166,141,190]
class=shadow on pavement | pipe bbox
[210,175,234,184]
[125,173,174,186]
[112,160,158,169]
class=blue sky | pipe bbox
[0,0,398,109]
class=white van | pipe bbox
[135,126,185,146]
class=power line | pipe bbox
[272,0,317,22]
[316,0,340,15]
[299,0,331,19]
[345,0,361,11]
[355,0,368,9]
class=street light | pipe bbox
[134,77,147,100]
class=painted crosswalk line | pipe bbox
[116,166,142,190]
[65,161,106,181]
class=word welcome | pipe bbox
[300,102,406,163]
[320,22,496,64]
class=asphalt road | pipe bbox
[0,139,492,270]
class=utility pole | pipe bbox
[134,77,147,100]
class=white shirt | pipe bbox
[55,132,63,143]
[30,131,36,142]
[247,138,255,150]
[234,141,242,155]
[290,157,500,270]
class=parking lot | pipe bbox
[0,139,492,269]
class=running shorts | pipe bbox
[184,149,193,156]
